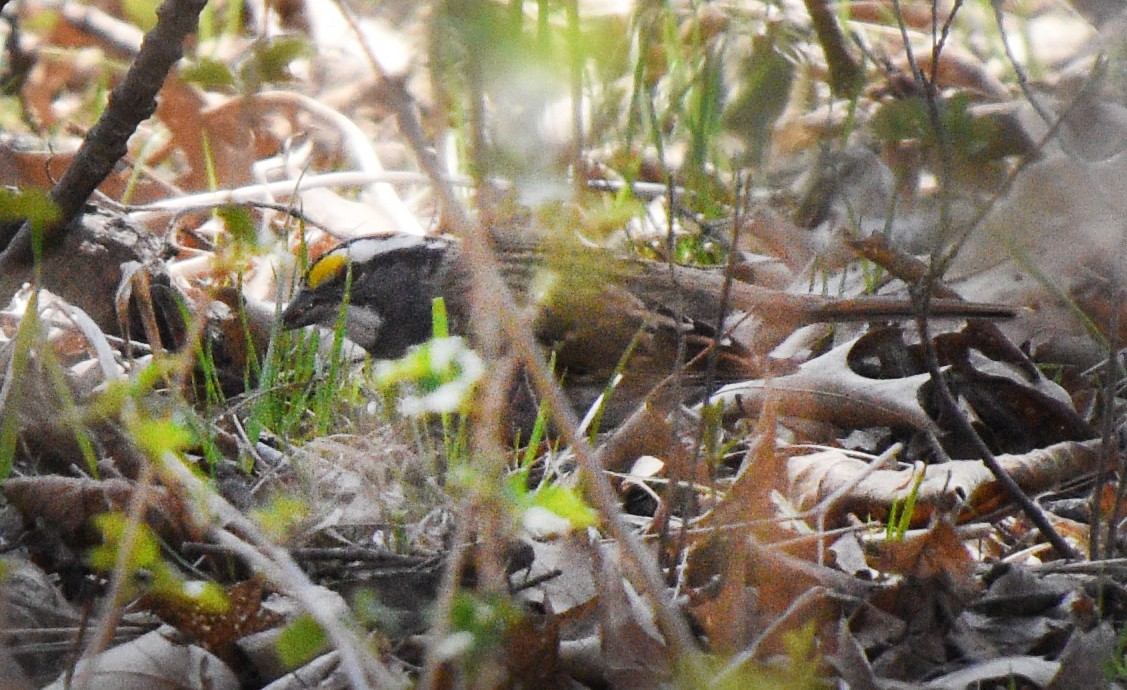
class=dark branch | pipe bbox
[0,0,207,271]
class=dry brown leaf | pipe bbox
[156,82,262,190]
[595,394,680,475]
[3,476,199,547]
[502,606,562,688]
[596,551,671,689]
[878,519,977,598]
[847,0,949,28]
[685,405,802,591]
[140,579,282,666]
[949,152,1127,355]
[867,521,981,665]
[893,47,1009,99]
[688,540,758,655]
[693,406,794,543]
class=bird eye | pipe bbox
[306,252,348,289]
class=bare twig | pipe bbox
[0,0,207,270]
[912,309,1080,560]
[71,463,157,690]
[990,0,1054,125]
[1098,311,1123,560]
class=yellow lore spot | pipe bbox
[307,252,347,289]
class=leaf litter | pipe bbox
[0,0,1126,688]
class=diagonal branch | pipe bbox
[0,0,207,270]
[377,70,704,662]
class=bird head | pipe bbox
[282,234,459,359]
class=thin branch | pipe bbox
[990,0,1054,125]
[377,71,703,662]
[157,451,404,690]
[0,0,208,270]
[912,308,1079,560]
[803,0,863,97]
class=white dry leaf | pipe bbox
[787,438,1103,522]
[260,650,345,690]
[627,454,665,479]
[709,335,940,433]
[922,656,1060,690]
[292,188,397,239]
[43,627,238,690]
[517,539,598,616]
[523,506,574,539]
[828,533,874,578]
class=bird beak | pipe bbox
[281,289,324,329]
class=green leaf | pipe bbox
[0,187,60,234]
[446,592,520,664]
[251,495,311,541]
[276,614,328,669]
[174,580,229,613]
[432,297,450,339]
[246,36,313,85]
[870,96,932,143]
[216,204,258,252]
[122,0,158,31]
[375,337,484,416]
[180,58,239,91]
[0,294,39,479]
[530,484,597,529]
[133,418,194,458]
[89,513,161,572]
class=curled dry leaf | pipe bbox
[789,438,1104,527]
[2,475,201,547]
[878,519,977,591]
[710,334,939,433]
[711,324,1092,455]
[259,650,344,690]
[921,655,1060,690]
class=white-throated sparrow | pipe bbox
[281,230,1014,423]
